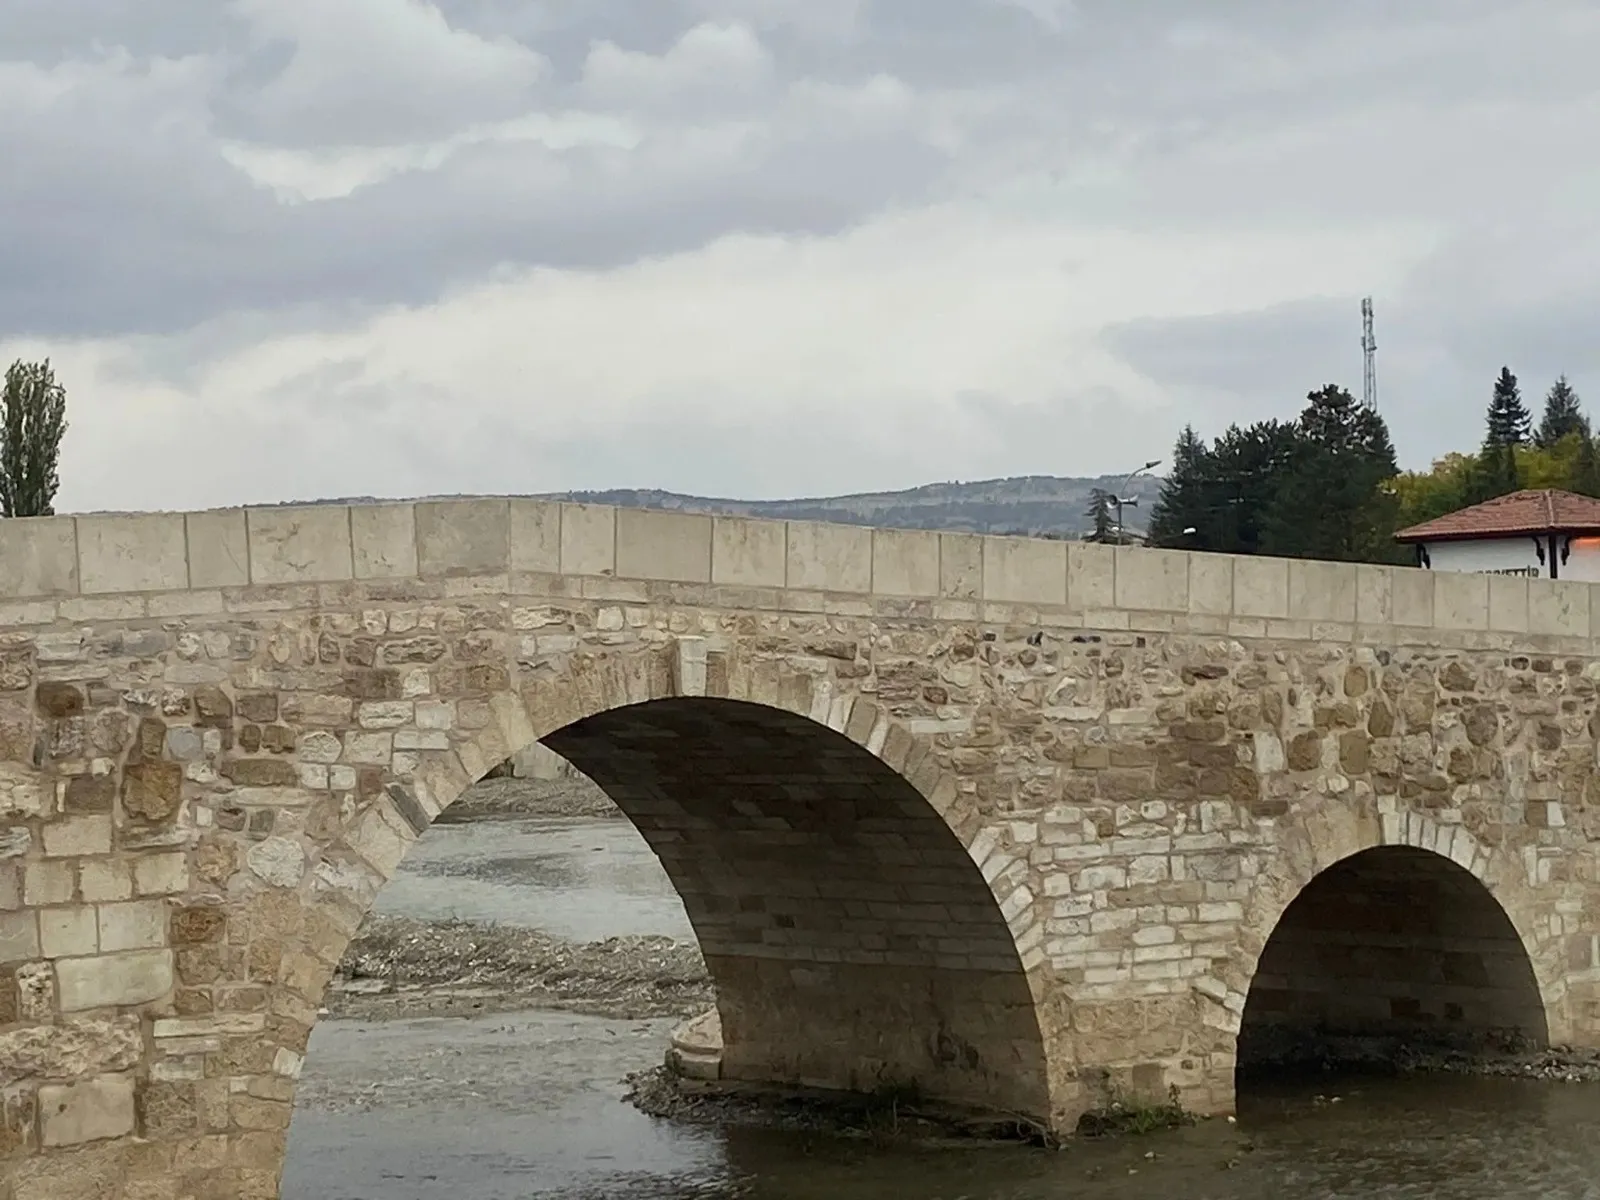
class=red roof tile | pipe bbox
[1394,489,1600,543]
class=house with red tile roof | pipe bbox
[1393,488,1600,580]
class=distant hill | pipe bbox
[550,474,1165,538]
[268,473,1166,539]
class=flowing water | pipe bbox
[369,816,693,942]
[283,817,1600,1199]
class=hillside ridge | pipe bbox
[248,473,1166,538]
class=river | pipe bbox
[282,816,1600,1199]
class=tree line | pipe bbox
[1138,369,1598,562]
[1,350,1590,553]
[0,359,67,518]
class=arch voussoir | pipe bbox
[348,633,1062,1129]
[1229,793,1568,1091]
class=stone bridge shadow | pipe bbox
[293,678,1062,1149]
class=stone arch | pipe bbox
[291,640,1058,1137]
[1204,796,1564,1087]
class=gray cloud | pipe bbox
[1,0,239,61]
[12,0,1590,341]
[0,72,948,339]
[8,0,1600,507]
[1102,298,1356,400]
[56,129,942,334]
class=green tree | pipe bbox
[1147,426,1208,548]
[1470,442,1518,501]
[1391,452,1476,530]
[1180,419,1298,555]
[1084,488,1116,543]
[1393,438,1600,525]
[1486,366,1531,446]
[1466,367,1531,501]
[0,359,69,519]
[1535,375,1588,448]
[1260,384,1401,561]
[1570,433,1600,498]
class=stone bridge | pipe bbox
[0,499,1597,1199]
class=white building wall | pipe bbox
[1421,537,1549,578]
[1561,537,1600,581]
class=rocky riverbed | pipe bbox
[435,772,621,823]
[328,915,711,1021]
[328,772,701,1022]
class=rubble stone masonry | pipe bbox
[0,499,1596,1198]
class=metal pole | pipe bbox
[1112,460,1162,544]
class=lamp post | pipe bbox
[1112,459,1162,545]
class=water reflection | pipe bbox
[285,1005,1600,1200]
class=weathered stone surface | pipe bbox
[221,758,298,787]
[0,766,45,819]
[0,500,1597,1193]
[170,905,226,946]
[0,701,33,767]
[62,775,114,814]
[34,682,83,719]
[56,951,174,1012]
[0,1018,144,1086]
[246,838,306,889]
[42,815,111,858]
[1286,731,1322,772]
[0,909,39,962]
[121,763,183,822]
[37,1073,136,1147]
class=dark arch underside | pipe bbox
[1238,845,1548,1073]
[540,697,1051,1120]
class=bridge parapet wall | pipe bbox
[0,499,1595,654]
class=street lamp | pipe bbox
[1112,459,1162,545]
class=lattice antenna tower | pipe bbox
[1360,296,1378,411]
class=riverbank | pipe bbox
[1239,1031,1600,1087]
[329,914,712,1021]
[436,773,621,822]
[624,1066,1061,1146]
[329,774,699,1021]
[1397,1044,1600,1084]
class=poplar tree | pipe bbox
[0,359,69,519]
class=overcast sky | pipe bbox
[3,1,1598,512]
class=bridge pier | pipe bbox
[541,698,1053,1119]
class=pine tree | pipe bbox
[1485,366,1531,446]
[1085,488,1116,543]
[1147,426,1208,548]
[0,360,69,519]
[1470,367,1530,500]
[1535,375,1588,449]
